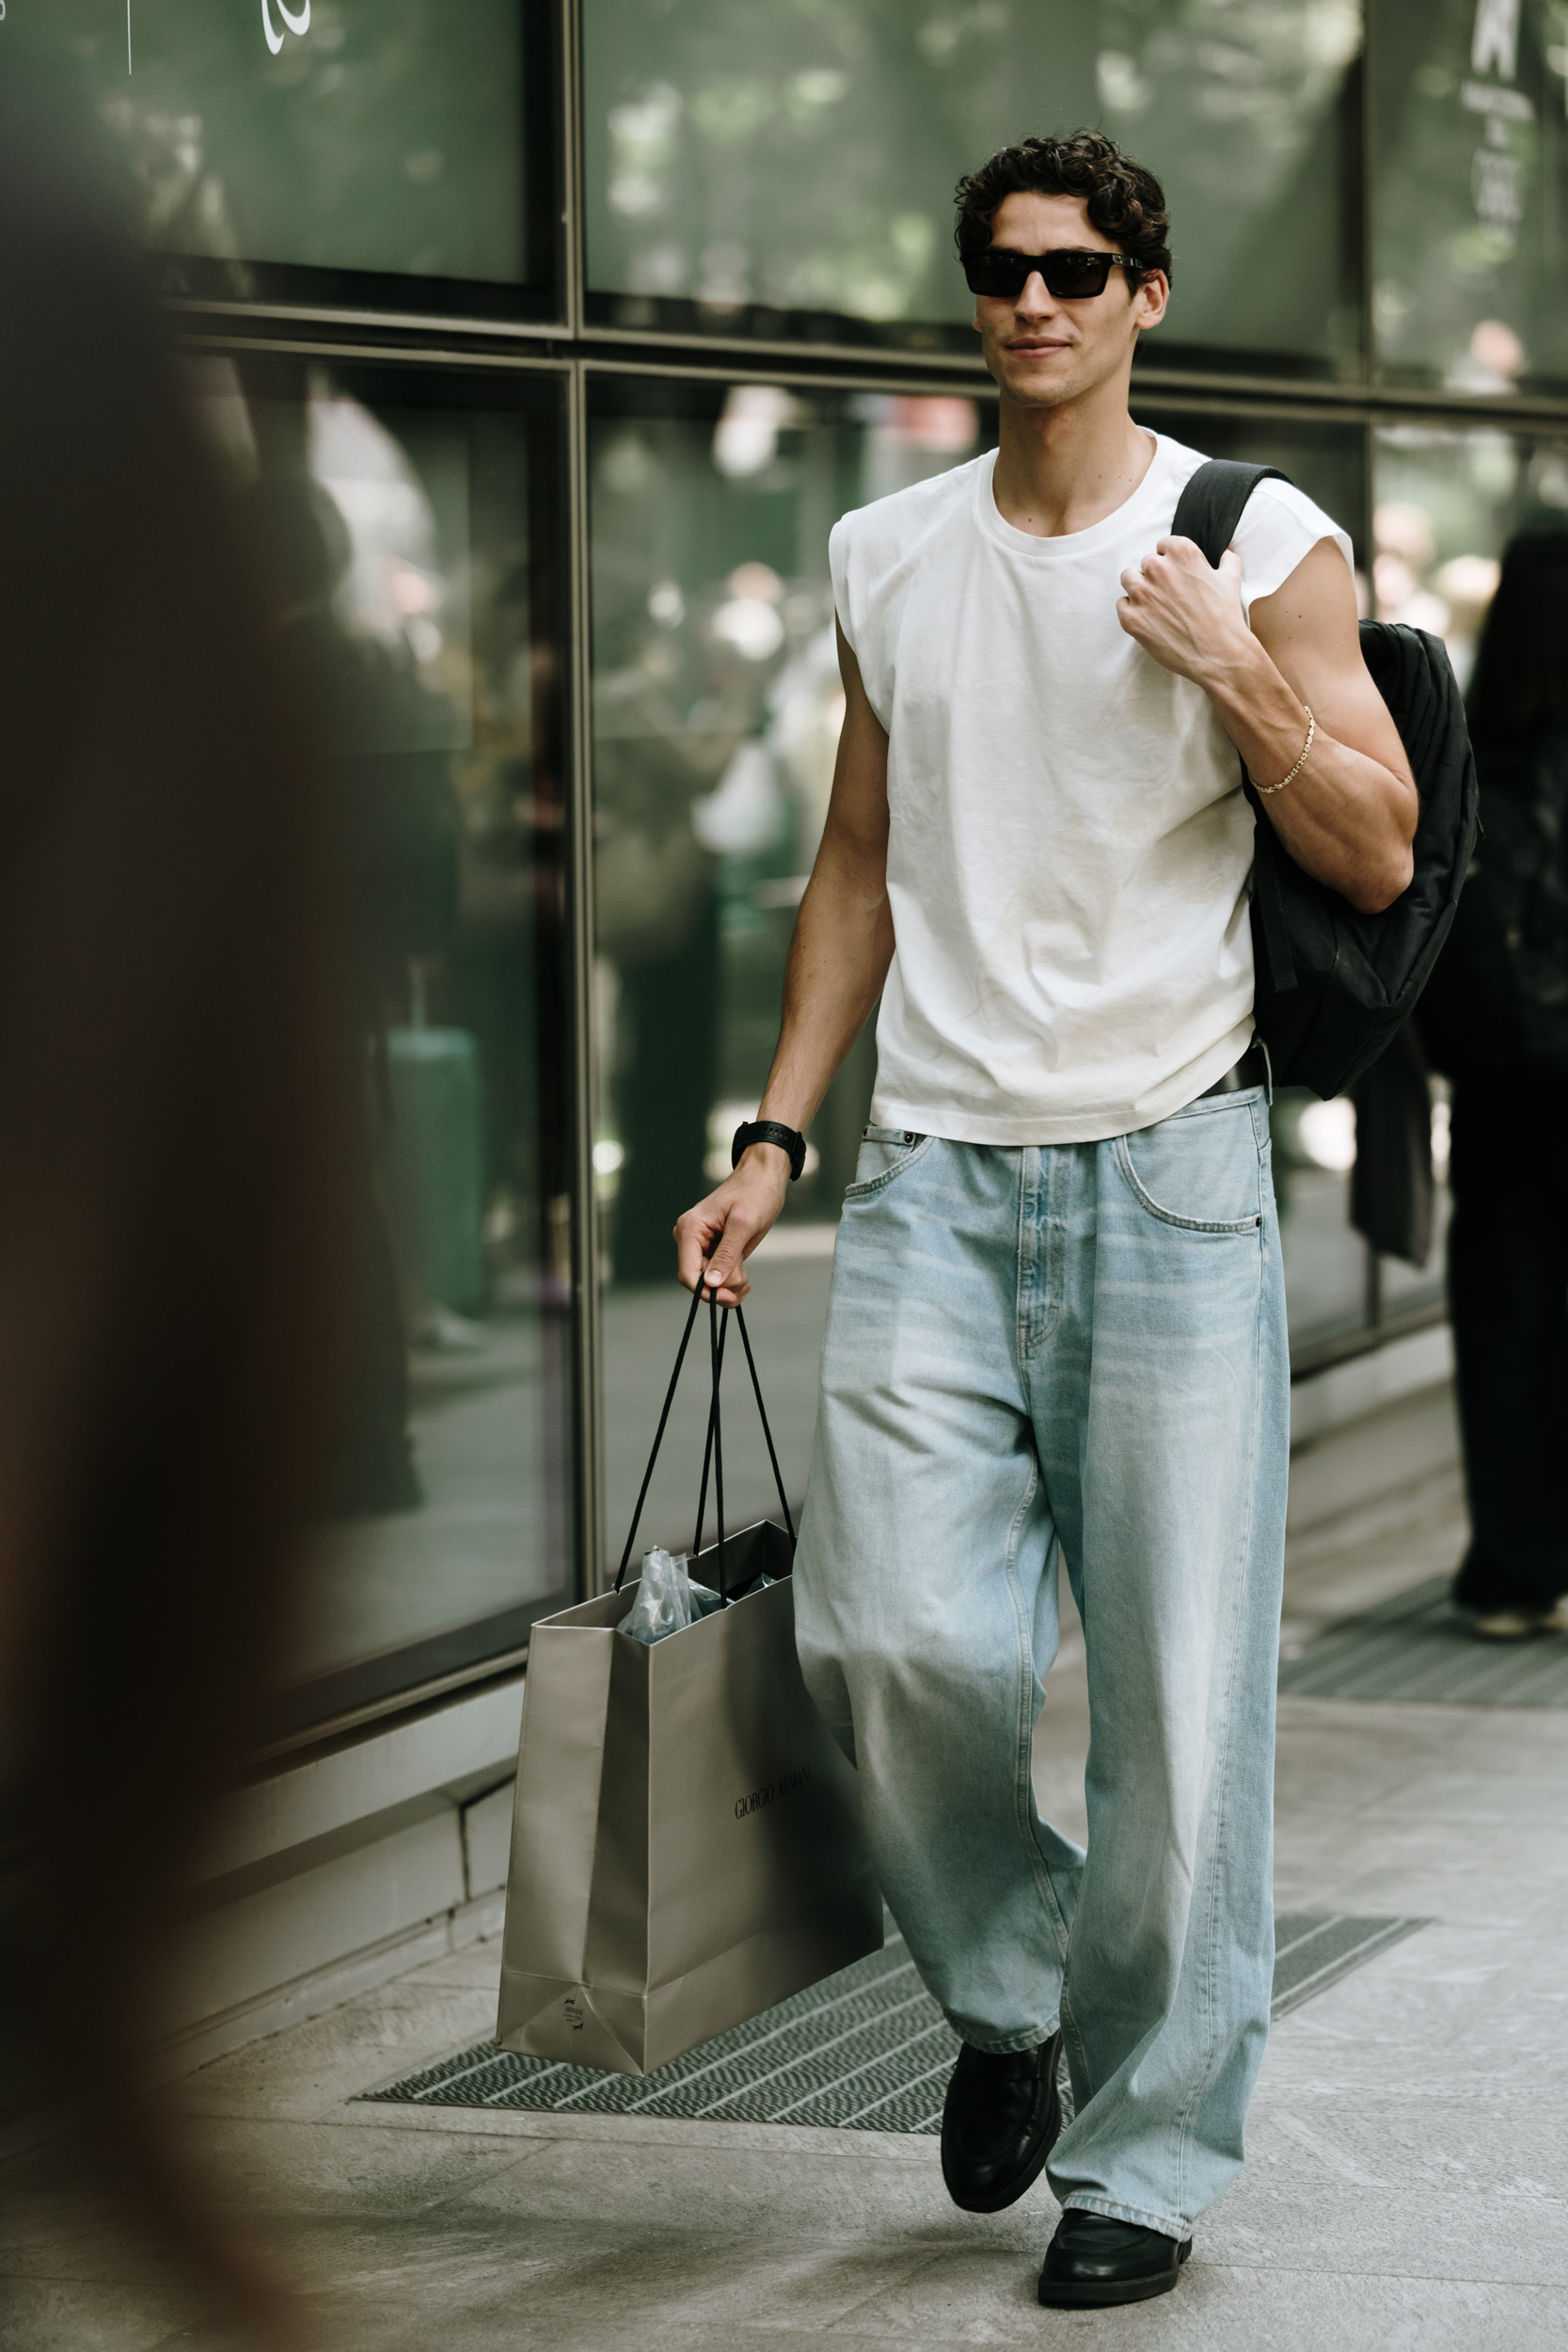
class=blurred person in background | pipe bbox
[0,62,349,2334]
[1418,531,1568,1640]
[235,462,443,1516]
[592,564,725,1284]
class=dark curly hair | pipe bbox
[954,132,1173,285]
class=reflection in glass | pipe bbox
[12,2,531,298]
[1271,1093,1370,1352]
[590,382,992,1569]
[1375,0,1568,389]
[1373,422,1568,685]
[195,359,573,1728]
[584,0,1361,367]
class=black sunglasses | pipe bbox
[962,247,1144,301]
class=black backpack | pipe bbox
[1170,461,1480,1100]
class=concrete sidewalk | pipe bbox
[6,1401,1568,2349]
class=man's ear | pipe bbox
[1134,269,1169,332]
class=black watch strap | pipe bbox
[732,1119,807,1182]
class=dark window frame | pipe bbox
[140,1,566,329]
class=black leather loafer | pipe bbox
[940,2030,1062,2213]
[1037,2210,1192,2307]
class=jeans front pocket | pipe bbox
[843,1126,933,1199]
[1114,1098,1265,1234]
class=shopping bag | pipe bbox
[496,1288,881,2076]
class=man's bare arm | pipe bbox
[1117,535,1418,914]
[673,624,895,1304]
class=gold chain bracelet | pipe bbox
[1255,706,1314,798]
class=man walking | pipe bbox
[675,132,1416,2308]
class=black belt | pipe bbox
[1199,1044,1268,1098]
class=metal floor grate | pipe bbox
[360,1912,1423,2133]
[1279,1576,1568,1707]
[1269,1911,1423,2017]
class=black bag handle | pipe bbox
[613,1278,796,1598]
[692,1295,727,1573]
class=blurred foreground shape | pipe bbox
[0,66,351,2327]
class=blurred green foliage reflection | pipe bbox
[6,0,526,286]
[585,0,1363,364]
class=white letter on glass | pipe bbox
[261,0,310,55]
[1471,0,1521,82]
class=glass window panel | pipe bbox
[12,4,552,314]
[590,378,996,1570]
[1273,1095,1371,1355]
[1372,420,1568,682]
[1374,0,1568,390]
[583,0,1362,370]
[195,358,575,1736]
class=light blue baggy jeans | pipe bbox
[793,1087,1289,2240]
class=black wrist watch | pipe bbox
[732,1119,807,1182]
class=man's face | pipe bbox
[972,191,1167,408]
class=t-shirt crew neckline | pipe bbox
[974,431,1169,563]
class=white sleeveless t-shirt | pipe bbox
[828,433,1354,1144]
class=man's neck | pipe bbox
[990,379,1154,541]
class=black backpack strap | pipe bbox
[1169,459,1292,569]
[1252,831,1300,993]
[1170,460,1301,999]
